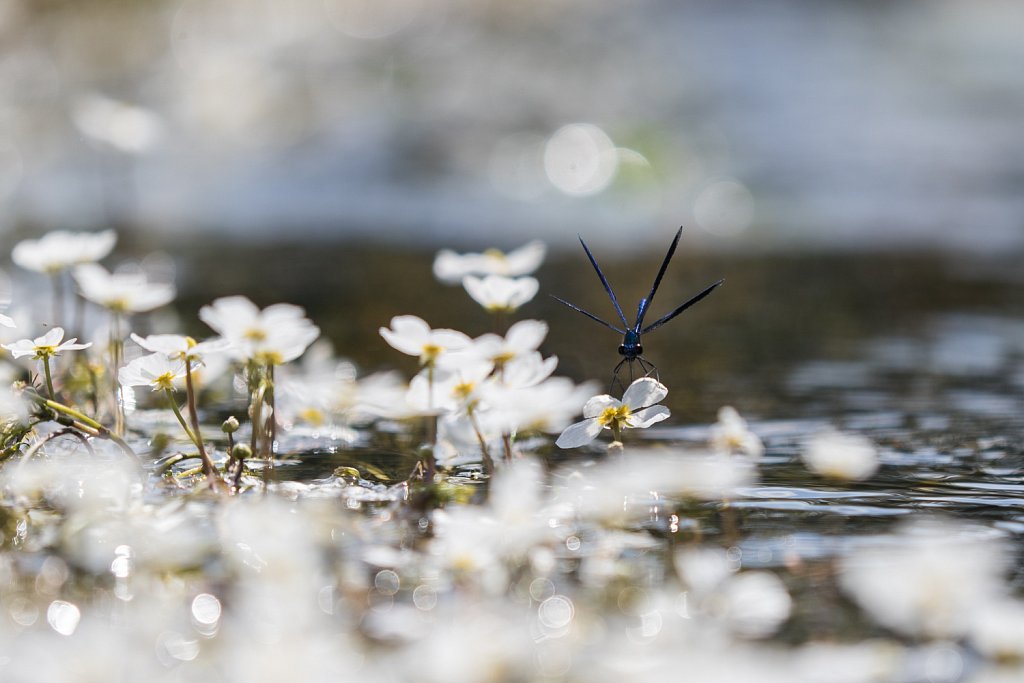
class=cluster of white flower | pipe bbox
[2,229,1020,683]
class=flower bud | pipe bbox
[231,443,252,461]
[221,416,240,434]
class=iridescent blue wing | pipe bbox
[578,235,631,330]
[550,295,626,334]
[641,279,723,334]
[634,227,683,332]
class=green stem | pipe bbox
[250,381,266,455]
[23,390,136,458]
[163,387,198,446]
[610,421,623,444]
[467,407,493,476]
[266,363,276,458]
[110,311,125,436]
[184,364,224,489]
[427,365,438,482]
[42,356,56,401]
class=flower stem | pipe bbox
[110,311,125,436]
[502,432,513,463]
[610,421,623,445]
[424,364,436,483]
[184,364,225,489]
[163,387,198,445]
[22,389,136,458]
[266,363,276,458]
[467,407,493,476]
[42,356,56,401]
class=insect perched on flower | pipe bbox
[553,227,722,390]
[555,377,670,448]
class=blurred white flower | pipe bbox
[407,358,494,415]
[433,240,546,284]
[710,406,764,459]
[470,319,548,370]
[717,571,792,639]
[840,519,1009,639]
[429,508,507,591]
[129,332,229,363]
[487,376,599,434]
[802,429,878,481]
[3,326,90,360]
[461,275,538,313]
[794,641,905,683]
[12,229,116,274]
[970,599,1024,662]
[554,449,753,522]
[675,546,735,598]
[200,295,319,365]
[118,352,188,391]
[0,313,14,328]
[73,263,175,313]
[556,377,670,448]
[379,314,471,368]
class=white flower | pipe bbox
[487,376,599,434]
[130,332,229,363]
[555,377,670,448]
[406,358,494,414]
[840,519,1009,639]
[199,295,320,365]
[718,571,793,639]
[553,449,754,521]
[2,327,91,359]
[461,275,538,313]
[73,263,175,313]
[710,406,764,459]
[802,429,878,481]
[970,599,1024,662]
[379,315,472,368]
[433,240,546,284]
[12,229,117,274]
[118,353,188,391]
[470,319,547,369]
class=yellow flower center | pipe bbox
[421,343,443,363]
[453,382,475,401]
[33,345,58,359]
[185,336,197,348]
[244,328,267,342]
[599,405,631,428]
[255,351,283,366]
[492,351,515,368]
[153,372,177,391]
[299,408,326,427]
[483,248,506,261]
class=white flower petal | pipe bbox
[555,418,603,448]
[621,377,668,410]
[627,405,671,428]
[38,327,65,346]
[582,394,618,418]
[430,329,472,351]
[505,319,547,351]
[504,240,547,275]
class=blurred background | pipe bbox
[1,0,1023,417]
